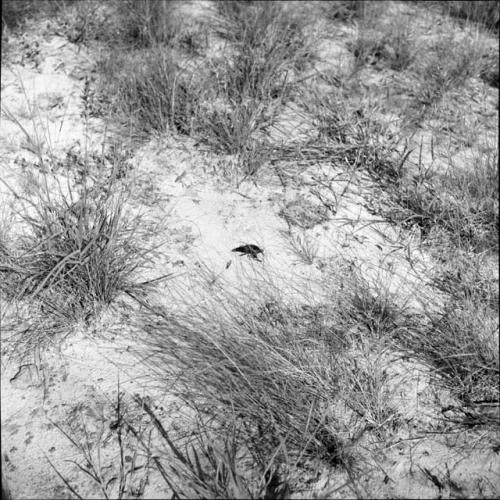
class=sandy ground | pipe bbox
[1,1,499,498]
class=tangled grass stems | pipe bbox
[0,115,162,356]
[134,394,295,499]
[131,273,357,469]
[346,275,499,424]
[97,47,201,136]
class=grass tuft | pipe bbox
[436,0,500,33]
[383,149,498,253]
[0,142,158,347]
[132,276,360,474]
[97,48,201,136]
[410,31,486,112]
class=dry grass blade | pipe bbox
[44,453,84,500]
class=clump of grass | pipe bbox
[9,192,131,304]
[85,0,208,130]
[1,0,63,32]
[321,0,367,22]
[53,388,298,499]
[193,1,315,175]
[429,253,499,416]
[215,1,308,50]
[297,84,406,178]
[409,32,486,111]
[135,397,295,500]
[286,230,320,265]
[94,0,315,179]
[0,141,159,340]
[343,274,499,427]
[209,50,293,107]
[195,95,274,177]
[350,18,414,72]
[111,0,181,47]
[99,0,205,51]
[97,48,201,136]
[437,1,500,33]
[93,6,293,179]
[479,46,499,88]
[127,267,424,496]
[384,148,498,253]
[196,97,272,154]
[348,279,403,340]
[298,86,369,147]
[213,1,313,101]
[133,276,364,475]
[402,299,499,409]
[432,250,499,309]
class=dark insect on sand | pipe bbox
[231,244,264,260]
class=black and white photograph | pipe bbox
[1,0,498,498]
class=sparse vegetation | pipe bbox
[433,1,500,32]
[112,0,182,48]
[98,48,201,136]
[322,0,367,22]
[213,1,313,98]
[1,0,63,32]
[377,143,498,253]
[350,8,415,72]
[410,31,486,111]
[128,272,397,496]
[93,0,315,171]
[2,0,499,498]
[286,230,320,265]
[0,118,160,356]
